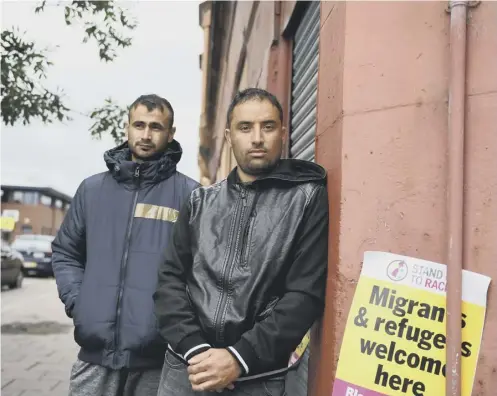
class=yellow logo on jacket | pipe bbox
[134,204,179,223]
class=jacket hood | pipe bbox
[104,140,182,186]
[228,158,326,186]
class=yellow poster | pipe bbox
[332,251,491,396]
[0,216,16,231]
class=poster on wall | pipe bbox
[332,251,491,396]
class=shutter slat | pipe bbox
[291,103,316,142]
[292,56,319,99]
[293,39,319,81]
[290,122,315,158]
[293,3,320,53]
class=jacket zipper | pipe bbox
[213,188,248,343]
[240,214,255,268]
[113,165,140,365]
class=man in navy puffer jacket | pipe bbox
[52,94,199,396]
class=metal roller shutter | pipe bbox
[285,5,320,396]
[290,1,320,162]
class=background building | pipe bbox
[1,185,72,242]
[197,1,497,395]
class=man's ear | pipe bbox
[168,126,176,143]
[225,128,232,147]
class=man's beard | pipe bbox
[128,142,169,162]
[239,157,279,176]
[131,144,166,162]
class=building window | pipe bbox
[12,191,23,203]
[40,195,52,206]
[21,224,33,234]
[10,191,39,205]
[23,192,39,205]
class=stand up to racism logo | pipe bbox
[387,259,408,282]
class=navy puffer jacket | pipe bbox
[52,140,199,369]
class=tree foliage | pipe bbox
[35,0,136,62]
[1,29,70,126]
[1,1,136,142]
[89,98,128,144]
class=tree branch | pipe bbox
[1,1,136,140]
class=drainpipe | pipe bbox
[445,1,472,395]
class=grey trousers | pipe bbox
[158,350,286,396]
[68,359,161,396]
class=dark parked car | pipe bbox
[1,239,24,289]
[11,234,55,277]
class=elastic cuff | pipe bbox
[184,344,211,361]
[227,347,249,375]
[231,338,257,375]
[176,333,209,359]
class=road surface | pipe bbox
[1,277,78,396]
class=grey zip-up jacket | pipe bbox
[52,140,199,369]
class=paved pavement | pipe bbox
[1,277,78,396]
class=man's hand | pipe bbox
[187,348,241,392]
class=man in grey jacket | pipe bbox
[52,94,199,396]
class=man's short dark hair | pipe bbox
[226,88,283,127]
[129,94,174,128]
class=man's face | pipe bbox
[226,99,286,182]
[126,104,175,161]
